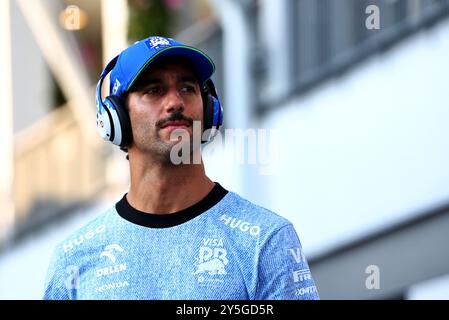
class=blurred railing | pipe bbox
[13,103,107,229]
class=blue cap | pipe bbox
[109,36,215,97]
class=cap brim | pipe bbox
[126,46,215,91]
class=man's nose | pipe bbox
[164,89,184,113]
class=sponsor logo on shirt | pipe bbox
[292,268,312,283]
[100,244,124,263]
[95,281,130,293]
[288,247,317,296]
[287,247,305,264]
[219,214,261,236]
[193,238,229,283]
[288,247,310,283]
[295,285,318,296]
[96,264,127,277]
[96,243,128,278]
[63,224,106,253]
[94,243,129,293]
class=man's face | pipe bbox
[126,60,203,162]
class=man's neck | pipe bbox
[126,153,215,214]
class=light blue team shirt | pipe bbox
[43,183,319,300]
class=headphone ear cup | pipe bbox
[96,103,114,142]
[103,96,132,147]
[211,95,223,129]
[203,94,214,130]
[202,94,215,143]
[201,79,223,143]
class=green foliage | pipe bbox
[128,0,172,41]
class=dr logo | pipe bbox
[193,238,229,276]
[194,258,227,275]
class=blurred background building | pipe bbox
[1,0,449,299]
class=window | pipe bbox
[258,0,449,109]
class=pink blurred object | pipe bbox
[164,0,185,9]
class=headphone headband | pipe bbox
[96,56,119,112]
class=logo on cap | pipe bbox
[147,36,171,50]
[112,79,121,95]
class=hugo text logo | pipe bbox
[219,214,261,236]
[63,224,106,253]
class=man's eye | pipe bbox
[145,87,162,95]
[181,85,196,93]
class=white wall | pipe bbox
[408,273,449,300]
[11,0,53,133]
[0,0,15,239]
[0,201,109,299]
[207,18,449,257]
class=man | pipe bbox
[43,36,319,300]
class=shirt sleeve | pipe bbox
[43,247,77,300]
[254,223,320,300]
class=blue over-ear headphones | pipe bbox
[95,55,224,147]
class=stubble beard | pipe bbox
[140,126,197,166]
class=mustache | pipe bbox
[156,111,194,129]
